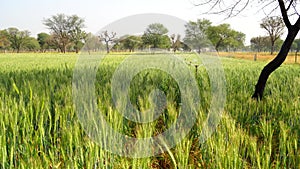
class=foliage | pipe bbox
[0,16,251,53]
[183,19,212,53]
[6,28,30,53]
[120,35,143,52]
[24,37,41,51]
[0,30,10,51]
[43,14,86,53]
[142,23,171,49]
[145,23,168,35]
[291,39,300,52]
[37,33,51,52]
[260,16,285,55]
[83,33,104,52]
[206,24,245,52]
[251,36,269,52]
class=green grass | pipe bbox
[0,53,299,168]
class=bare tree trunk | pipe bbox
[106,42,110,54]
[61,44,66,53]
[252,29,299,100]
[271,41,275,55]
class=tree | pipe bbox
[159,35,172,49]
[46,34,61,52]
[142,23,171,49]
[43,14,86,53]
[122,35,142,52]
[251,36,270,52]
[183,19,212,53]
[99,31,117,54]
[228,30,245,51]
[0,30,10,52]
[274,38,284,52]
[194,0,300,99]
[37,33,51,52]
[83,33,104,54]
[206,24,245,52]
[6,27,30,53]
[68,15,87,53]
[251,36,283,53]
[24,37,40,52]
[291,39,300,63]
[146,23,168,35]
[260,16,285,55]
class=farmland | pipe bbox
[0,52,299,168]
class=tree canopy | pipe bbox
[43,14,86,53]
[183,19,212,53]
[0,30,10,51]
[206,24,245,52]
[260,16,285,55]
[142,23,171,49]
[6,28,30,53]
[37,33,51,52]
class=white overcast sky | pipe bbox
[0,0,289,45]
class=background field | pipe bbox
[0,52,299,168]
[218,52,300,64]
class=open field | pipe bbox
[0,52,299,168]
[218,52,300,64]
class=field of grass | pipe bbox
[218,52,300,64]
[0,52,299,168]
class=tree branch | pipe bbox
[286,0,294,11]
[278,0,292,29]
[195,0,249,19]
[293,16,300,29]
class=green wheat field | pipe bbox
[0,53,299,168]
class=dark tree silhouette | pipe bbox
[194,0,300,100]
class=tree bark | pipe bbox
[252,28,299,100]
[106,41,110,53]
[271,40,275,55]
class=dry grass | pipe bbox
[218,52,300,64]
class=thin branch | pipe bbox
[194,0,218,6]
[228,0,250,18]
[258,1,276,14]
[287,0,294,11]
[198,0,250,19]
[292,3,300,16]
[264,4,280,17]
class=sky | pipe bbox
[0,0,283,45]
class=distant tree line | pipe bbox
[0,14,104,53]
[0,13,294,54]
[107,21,247,53]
